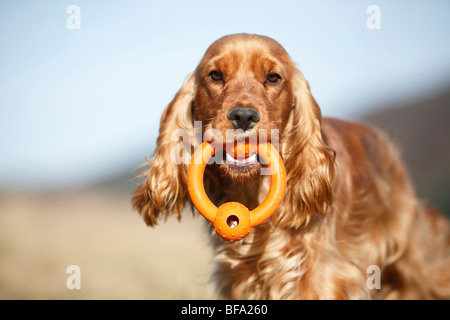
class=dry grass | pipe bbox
[0,190,218,299]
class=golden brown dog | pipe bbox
[132,34,450,299]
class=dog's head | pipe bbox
[193,34,295,181]
[133,34,335,228]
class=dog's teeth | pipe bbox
[247,153,258,164]
[226,152,257,166]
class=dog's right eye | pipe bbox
[209,71,223,82]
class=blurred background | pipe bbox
[0,0,449,299]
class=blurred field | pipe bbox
[0,190,217,299]
[1,86,448,300]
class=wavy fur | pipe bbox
[132,34,450,299]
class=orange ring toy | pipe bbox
[187,141,287,241]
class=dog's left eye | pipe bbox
[266,73,281,84]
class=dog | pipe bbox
[132,34,450,299]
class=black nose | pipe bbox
[227,107,261,131]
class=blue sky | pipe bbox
[0,0,449,189]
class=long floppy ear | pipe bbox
[132,73,195,226]
[278,69,335,229]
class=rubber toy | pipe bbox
[187,141,286,241]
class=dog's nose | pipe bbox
[227,107,261,131]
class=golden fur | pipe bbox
[132,34,450,299]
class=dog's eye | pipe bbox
[266,73,281,84]
[209,71,223,82]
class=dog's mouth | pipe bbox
[213,142,266,182]
[224,151,258,167]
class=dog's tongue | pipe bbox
[230,142,257,159]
